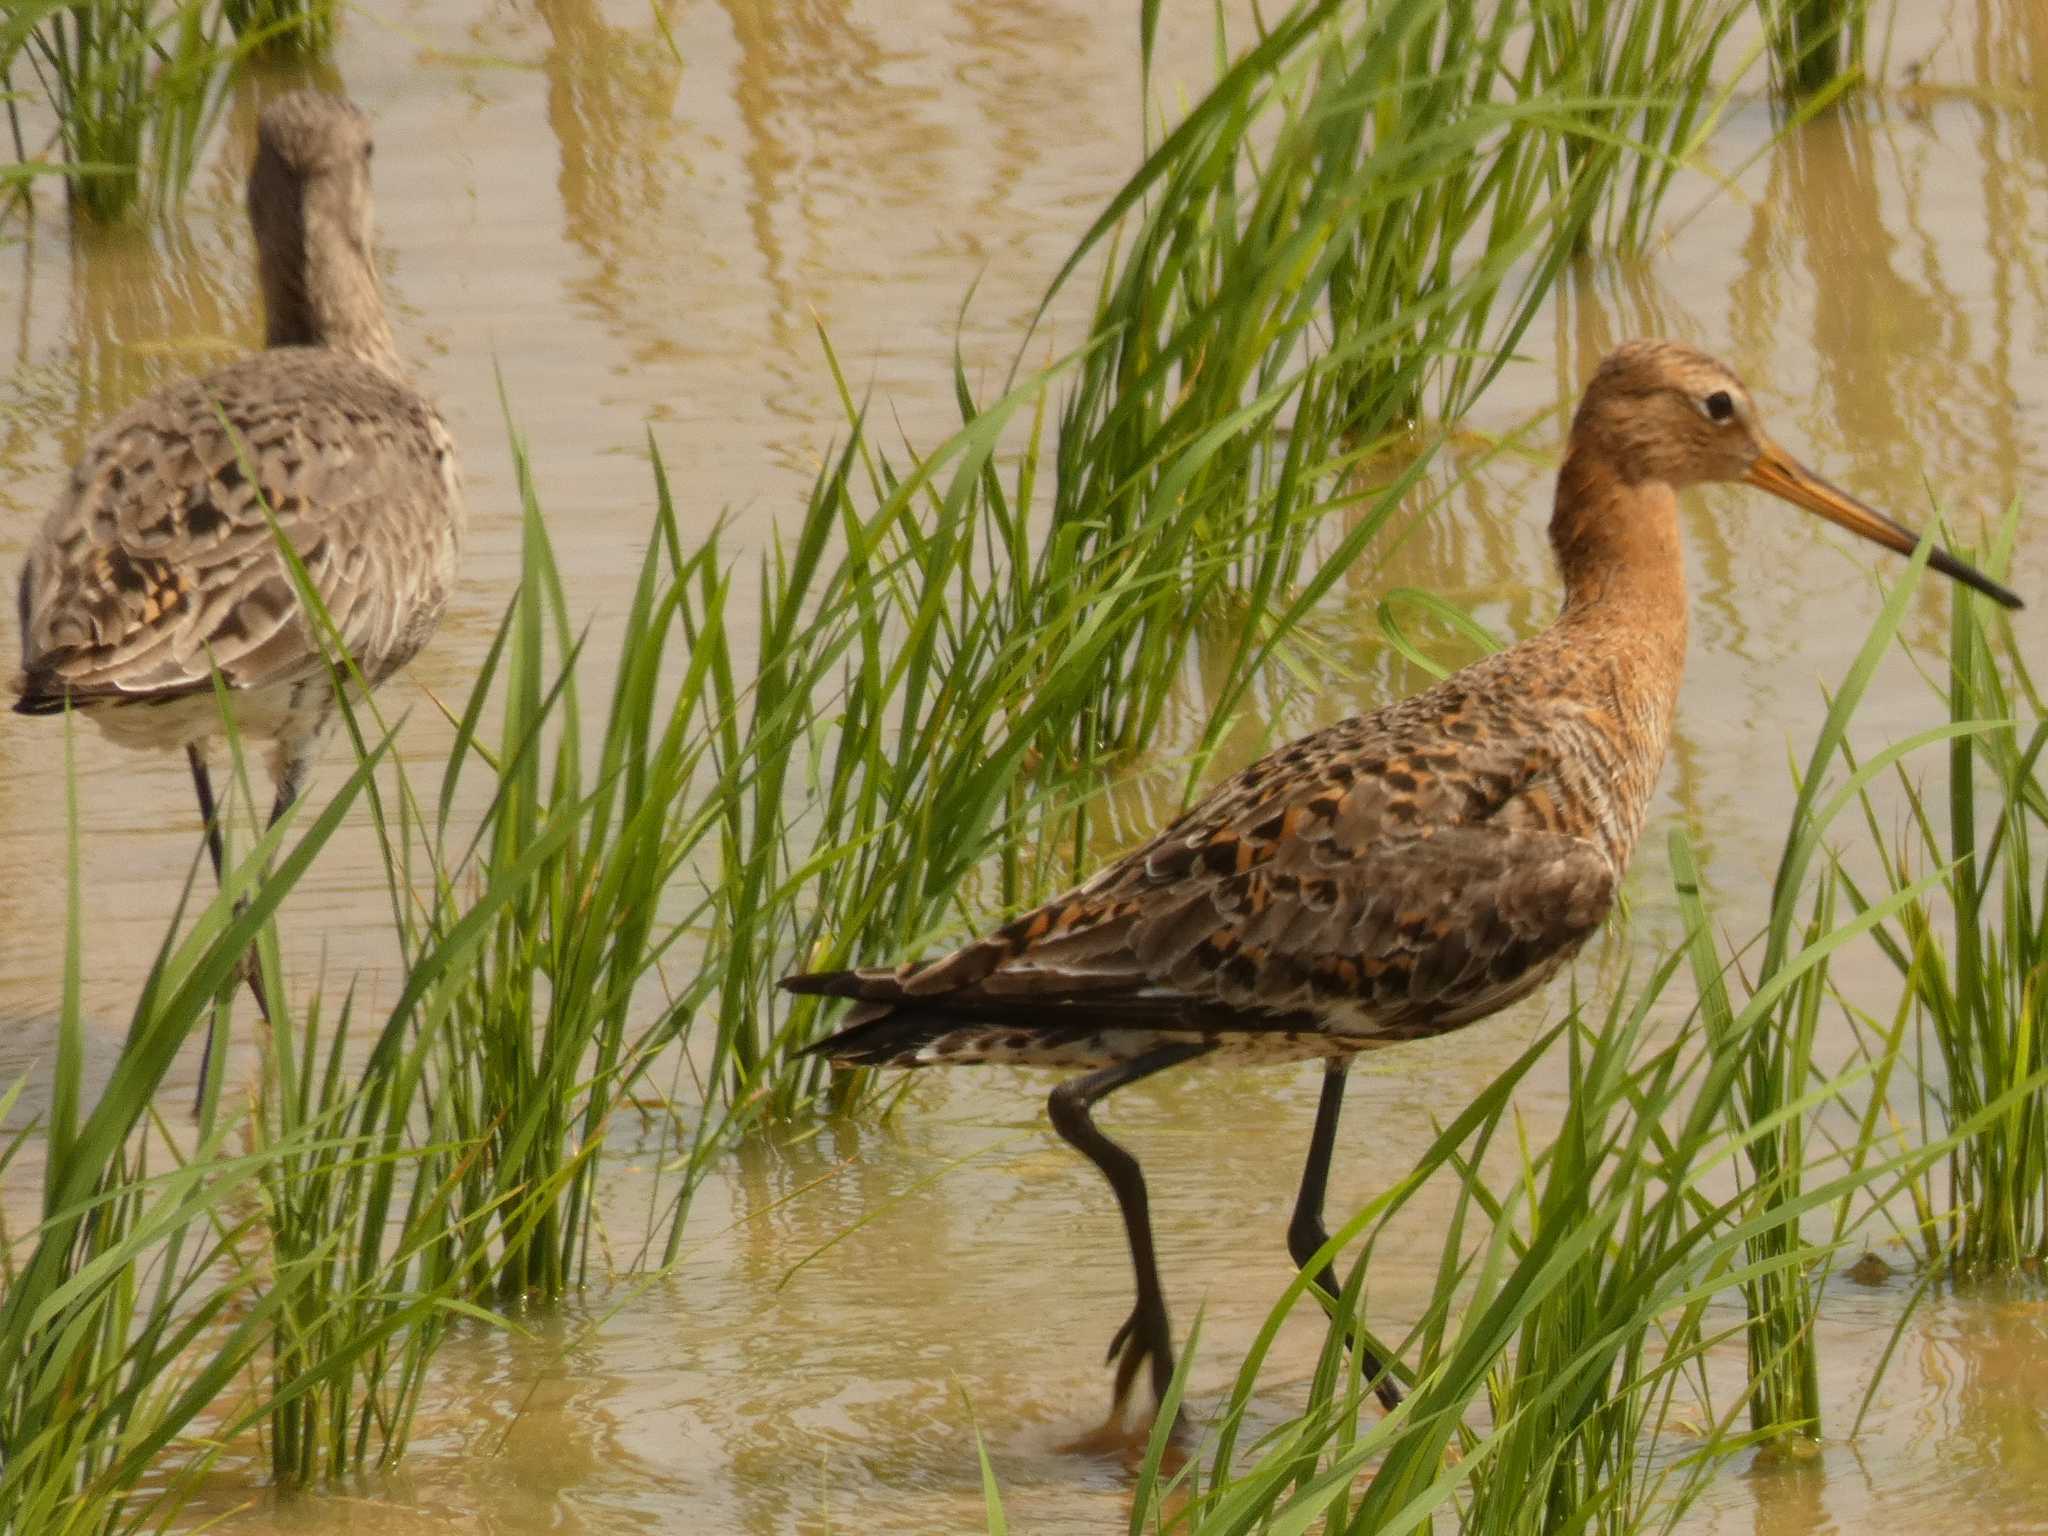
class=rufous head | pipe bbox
[1571,340,2020,609]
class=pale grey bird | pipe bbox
[12,91,463,1093]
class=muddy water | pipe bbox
[4,1,2048,1531]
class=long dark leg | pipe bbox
[268,744,311,831]
[187,742,308,1111]
[232,745,312,1011]
[1047,1039,1212,1426]
[187,744,227,887]
[1287,1060,1402,1413]
[190,745,241,1110]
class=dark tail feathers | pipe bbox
[779,968,910,1004]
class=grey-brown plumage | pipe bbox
[15,350,457,733]
[15,91,460,764]
[783,339,2021,1446]
[12,91,461,1096]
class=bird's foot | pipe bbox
[1104,1299,1171,1408]
[1368,1367,1403,1416]
[1056,1411,1189,1470]
[1056,1301,1186,1459]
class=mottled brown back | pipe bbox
[787,624,1661,1070]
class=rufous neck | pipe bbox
[1542,446,1690,871]
[1549,447,1689,649]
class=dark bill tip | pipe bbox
[1928,545,2024,611]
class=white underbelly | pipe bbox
[84,677,332,756]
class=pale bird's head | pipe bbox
[246,90,378,274]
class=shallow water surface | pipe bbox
[4,1,2048,1531]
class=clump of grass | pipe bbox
[345,425,746,1297]
[221,0,333,58]
[1129,946,1879,1535]
[1527,0,1747,254]
[1317,0,1743,418]
[1667,542,1964,1445]
[1841,510,2046,1273]
[1035,0,1745,602]
[248,988,471,1482]
[1758,0,1870,102]
[2,0,232,221]
[1675,839,1833,1448]
[0,717,412,1530]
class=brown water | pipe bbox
[4,1,2048,1530]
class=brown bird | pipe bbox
[12,92,463,1097]
[782,340,2021,1443]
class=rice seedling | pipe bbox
[340,426,748,1298]
[221,0,333,58]
[1837,509,2046,1273]
[1,0,232,222]
[0,715,409,1531]
[1314,0,1744,418]
[1120,954,1855,1536]
[1673,839,1831,1446]
[1757,0,1870,102]
[1034,0,1748,602]
[1663,542,1971,1445]
[1525,0,1749,254]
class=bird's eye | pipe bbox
[1702,390,1735,423]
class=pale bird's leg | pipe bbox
[1046,1038,1212,1451]
[1287,1060,1403,1414]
